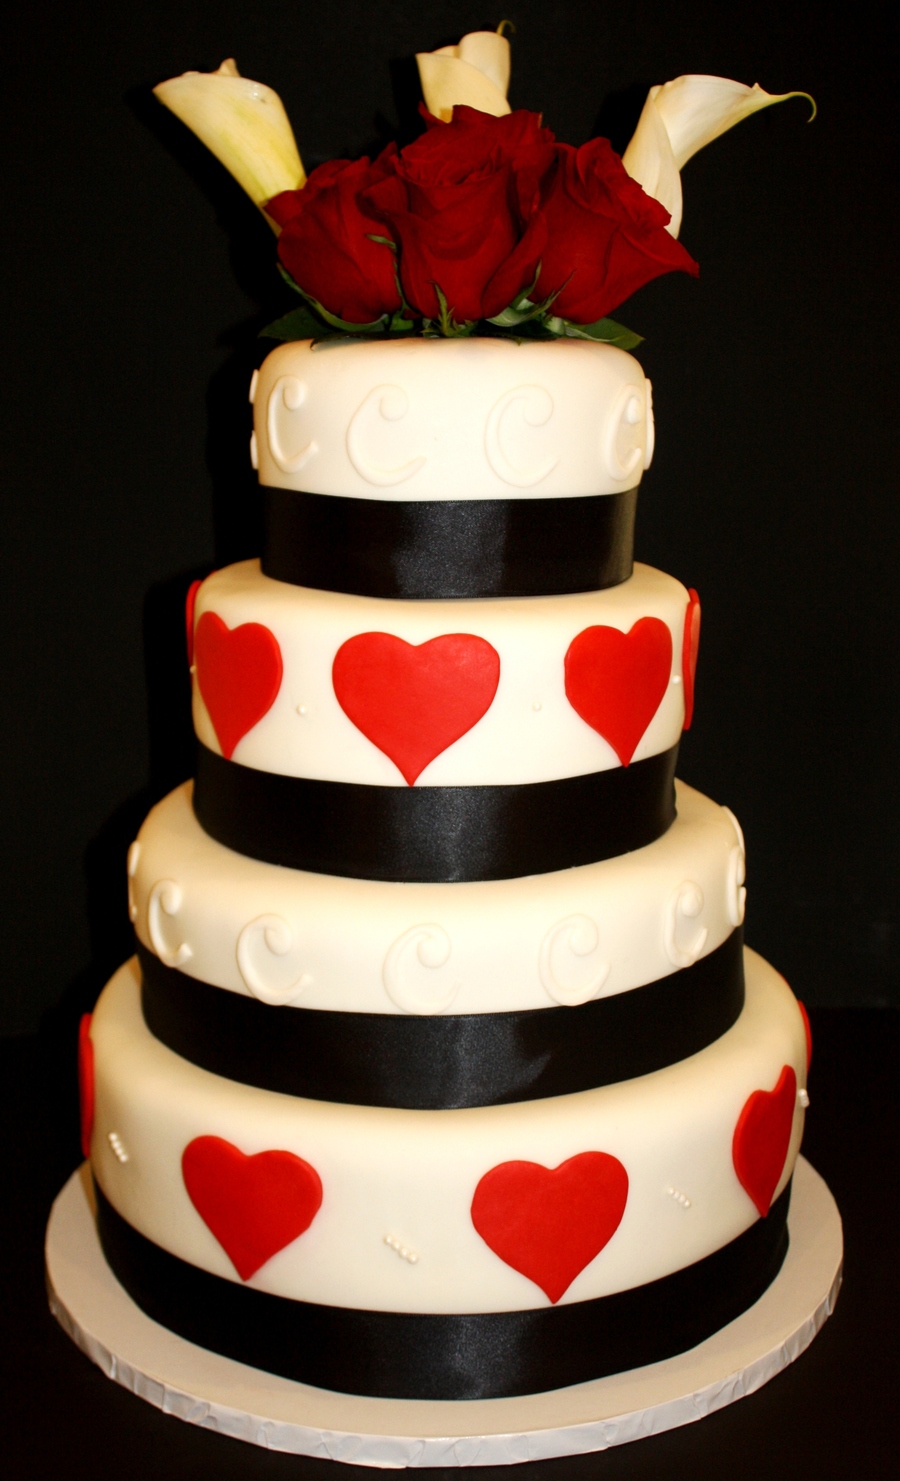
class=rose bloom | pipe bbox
[362,106,555,323]
[268,156,400,323]
[268,111,697,329]
[536,138,698,323]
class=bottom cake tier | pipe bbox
[82,950,809,1399]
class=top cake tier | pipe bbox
[253,337,653,500]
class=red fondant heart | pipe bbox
[78,1013,94,1160]
[732,1065,797,1217]
[185,579,202,666]
[182,1136,322,1281]
[564,619,673,766]
[797,1000,813,1070]
[194,611,283,760]
[333,632,501,785]
[682,589,701,731]
[471,1152,629,1303]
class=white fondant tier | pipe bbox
[89,951,806,1314]
[131,780,746,1015]
[191,561,690,785]
[252,337,653,501]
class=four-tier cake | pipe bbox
[79,333,810,1400]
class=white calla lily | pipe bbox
[623,75,815,238]
[416,28,512,122]
[153,59,305,227]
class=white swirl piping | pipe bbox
[664,881,709,969]
[538,913,610,1006]
[382,924,458,1014]
[236,914,312,1006]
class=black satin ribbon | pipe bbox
[261,486,638,599]
[95,1179,790,1401]
[138,930,744,1109]
[193,741,678,883]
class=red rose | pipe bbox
[536,139,698,323]
[363,107,555,323]
[268,156,401,324]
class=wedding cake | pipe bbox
[73,30,818,1410]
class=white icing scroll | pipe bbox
[664,882,709,968]
[538,914,610,1006]
[346,385,425,486]
[267,376,318,474]
[236,914,312,1006]
[643,379,656,469]
[126,841,141,923]
[484,385,559,488]
[382,924,458,1014]
[147,881,192,969]
[603,383,646,483]
[722,805,746,856]
[722,807,747,927]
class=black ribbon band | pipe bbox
[193,741,678,883]
[96,1179,790,1401]
[261,486,638,600]
[138,930,744,1109]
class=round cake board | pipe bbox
[46,1157,841,1469]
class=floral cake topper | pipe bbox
[154,27,812,346]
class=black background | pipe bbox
[1,0,896,1038]
[1,4,898,1475]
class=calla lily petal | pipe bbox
[154,59,306,226]
[417,31,511,122]
[623,75,814,238]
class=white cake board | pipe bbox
[46,1157,841,1468]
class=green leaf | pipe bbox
[488,301,534,327]
[488,268,565,329]
[558,316,644,350]
[259,304,330,341]
[275,264,391,334]
[432,283,476,338]
[278,263,307,297]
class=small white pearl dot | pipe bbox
[671,674,682,684]
[297,705,308,716]
[799,1088,810,1108]
[532,700,542,712]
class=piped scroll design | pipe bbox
[643,380,655,470]
[484,385,559,488]
[346,384,425,486]
[267,375,318,474]
[382,924,458,1014]
[236,914,312,1006]
[603,383,647,483]
[664,882,708,968]
[538,914,610,1006]
[147,880,192,969]
[722,807,747,928]
[127,840,141,923]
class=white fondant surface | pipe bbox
[47,1157,843,1466]
[133,780,744,1015]
[191,561,690,784]
[253,338,653,500]
[89,951,806,1314]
